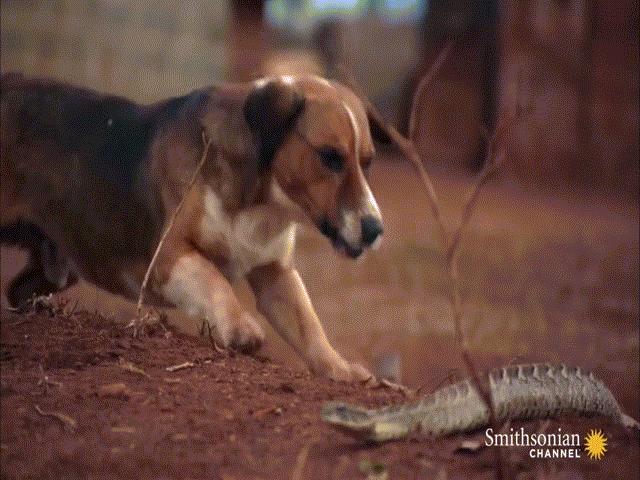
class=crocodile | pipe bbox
[321,363,639,443]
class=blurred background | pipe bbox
[1,1,638,411]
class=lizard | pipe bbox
[321,363,639,443]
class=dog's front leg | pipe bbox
[160,250,265,352]
[247,262,372,382]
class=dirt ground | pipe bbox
[1,162,639,479]
[1,305,638,480]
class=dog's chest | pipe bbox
[198,187,295,279]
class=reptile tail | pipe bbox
[621,413,640,430]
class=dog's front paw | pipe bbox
[314,355,374,383]
[223,313,265,354]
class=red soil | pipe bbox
[1,304,637,480]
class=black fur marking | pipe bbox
[318,146,345,172]
[243,80,306,170]
[7,81,194,194]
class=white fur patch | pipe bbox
[336,100,383,249]
[279,75,296,85]
[341,101,361,164]
[339,210,360,246]
[361,181,382,219]
[162,255,226,318]
[200,187,296,279]
[162,255,232,340]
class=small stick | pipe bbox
[136,131,213,319]
[408,40,455,142]
[118,357,151,378]
[65,299,79,318]
[291,443,311,480]
[34,404,77,432]
[165,361,195,372]
[201,319,229,355]
[377,378,414,397]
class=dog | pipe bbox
[0,72,388,381]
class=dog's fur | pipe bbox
[0,72,387,381]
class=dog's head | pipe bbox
[244,75,387,258]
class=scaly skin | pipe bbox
[321,364,639,443]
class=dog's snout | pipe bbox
[361,215,383,246]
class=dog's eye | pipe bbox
[361,156,373,171]
[318,147,344,173]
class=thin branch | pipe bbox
[342,41,527,480]
[291,443,311,480]
[446,115,514,262]
[338,67,449,248]
[34,404,77,432]
[136,131,213,318]
[408,40,455,142]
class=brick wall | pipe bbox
[1,0,229,102]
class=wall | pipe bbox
[499,0,639,193]
[1,0,228,102]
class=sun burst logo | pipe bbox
[584,429,608,460]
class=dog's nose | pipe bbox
[361,215,383,246]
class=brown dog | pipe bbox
[1,73,387,381]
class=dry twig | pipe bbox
[118,357,151,378]
[376,378,414,397]
[201,319,229,355]
[34,404,77,432]
[341,41,524,480]
[37,365,63,389]
[131,131,213,333]
[291,443,311,480]
[165,361,195,372]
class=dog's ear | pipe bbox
[367,109,392,145]
[244,79,306,169]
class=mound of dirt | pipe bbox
[1,306,637,479]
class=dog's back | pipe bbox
[2,74,157,193]
[0,74,189,302]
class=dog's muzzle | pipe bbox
[319,215,383,259]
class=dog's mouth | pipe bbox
[318,219,363,259]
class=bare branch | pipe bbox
[136,131,213,319]
[408,40,455,142]
[341,41,528,480]
[34,404,77,432]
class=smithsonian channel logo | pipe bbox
[485,427,608,460]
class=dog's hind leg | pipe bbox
[1,221,78,307]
